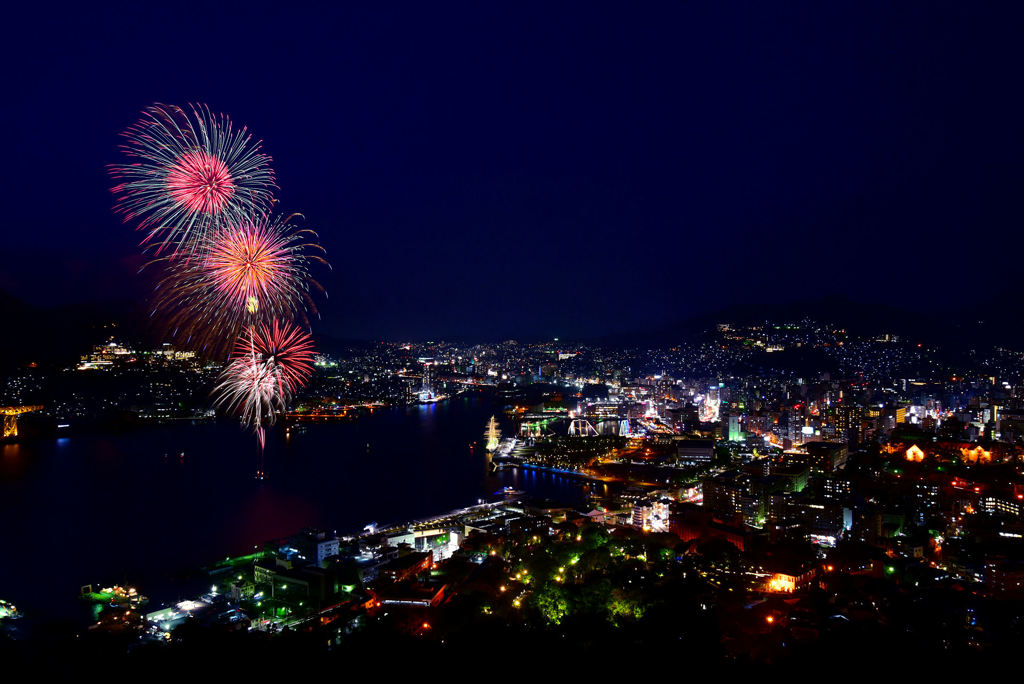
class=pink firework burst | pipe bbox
[236,319,317,394]
[213,320,316,430]
[166,149,236,215]
[214,352,286,429]
[109,103,276,255]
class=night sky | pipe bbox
[3,2,1022,341]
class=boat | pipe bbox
[484,416,501,452]
[493,486,523,497]
[0,599,20,619]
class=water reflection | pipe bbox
[0,396,585,621]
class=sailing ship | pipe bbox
[484,415,501,452]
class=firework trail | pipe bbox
[241,319,316,396]
[213,320,316,476]
[110,103,328,478]
[147,213,327,356]
[213,320,316,425]
[109,103,276,256]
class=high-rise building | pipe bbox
[833,405,864,447]
[727,414,743,442]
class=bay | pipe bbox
[0,393,585,622]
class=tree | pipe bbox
[575,577,613,616]
[579,524,609,550]
[607,588,646,626]
[578,545,611,574]
[533,583,569,626]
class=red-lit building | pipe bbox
[378,551,433,582]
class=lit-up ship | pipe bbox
[485,416,501,452]
[0,599,20,619]
[485,416,519,469]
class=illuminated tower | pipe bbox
[834,405,864,446]
[419,360,435,401]
[727,414,743,441]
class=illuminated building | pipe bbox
[701,470,770,527]
[150,343,197,364]
[823,476,851,501]
[772,462,809,493]
[764,563,816,593]
[960,445,992,464]
[537,363,558,380]
[698,386,721,423]
[913,481,940,523]
[670,506,749,551]
[631,503,649,528]
[675,437,713,465]
[986,558,1024,599]
[795,501,846,540]
[982,495,1024,518]
[802,442,848,473]
[379,551,433,582]
[833,405,864,446]
[632,500,671,532]
[727,414,743,442]
[387,526,463,562]
[767,574,796,593]
[905,444,925,462]
[367,580,447,608]
[743,458,771,477]
[254,560,313,599]
[291,529,340,568]
[701,472,745,519]
[77,339,135,370]
[418,359,435,401]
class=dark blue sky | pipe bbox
[2,2,1022,340]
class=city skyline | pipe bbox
[3,3,1024,666]
[3,308,1024,667]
